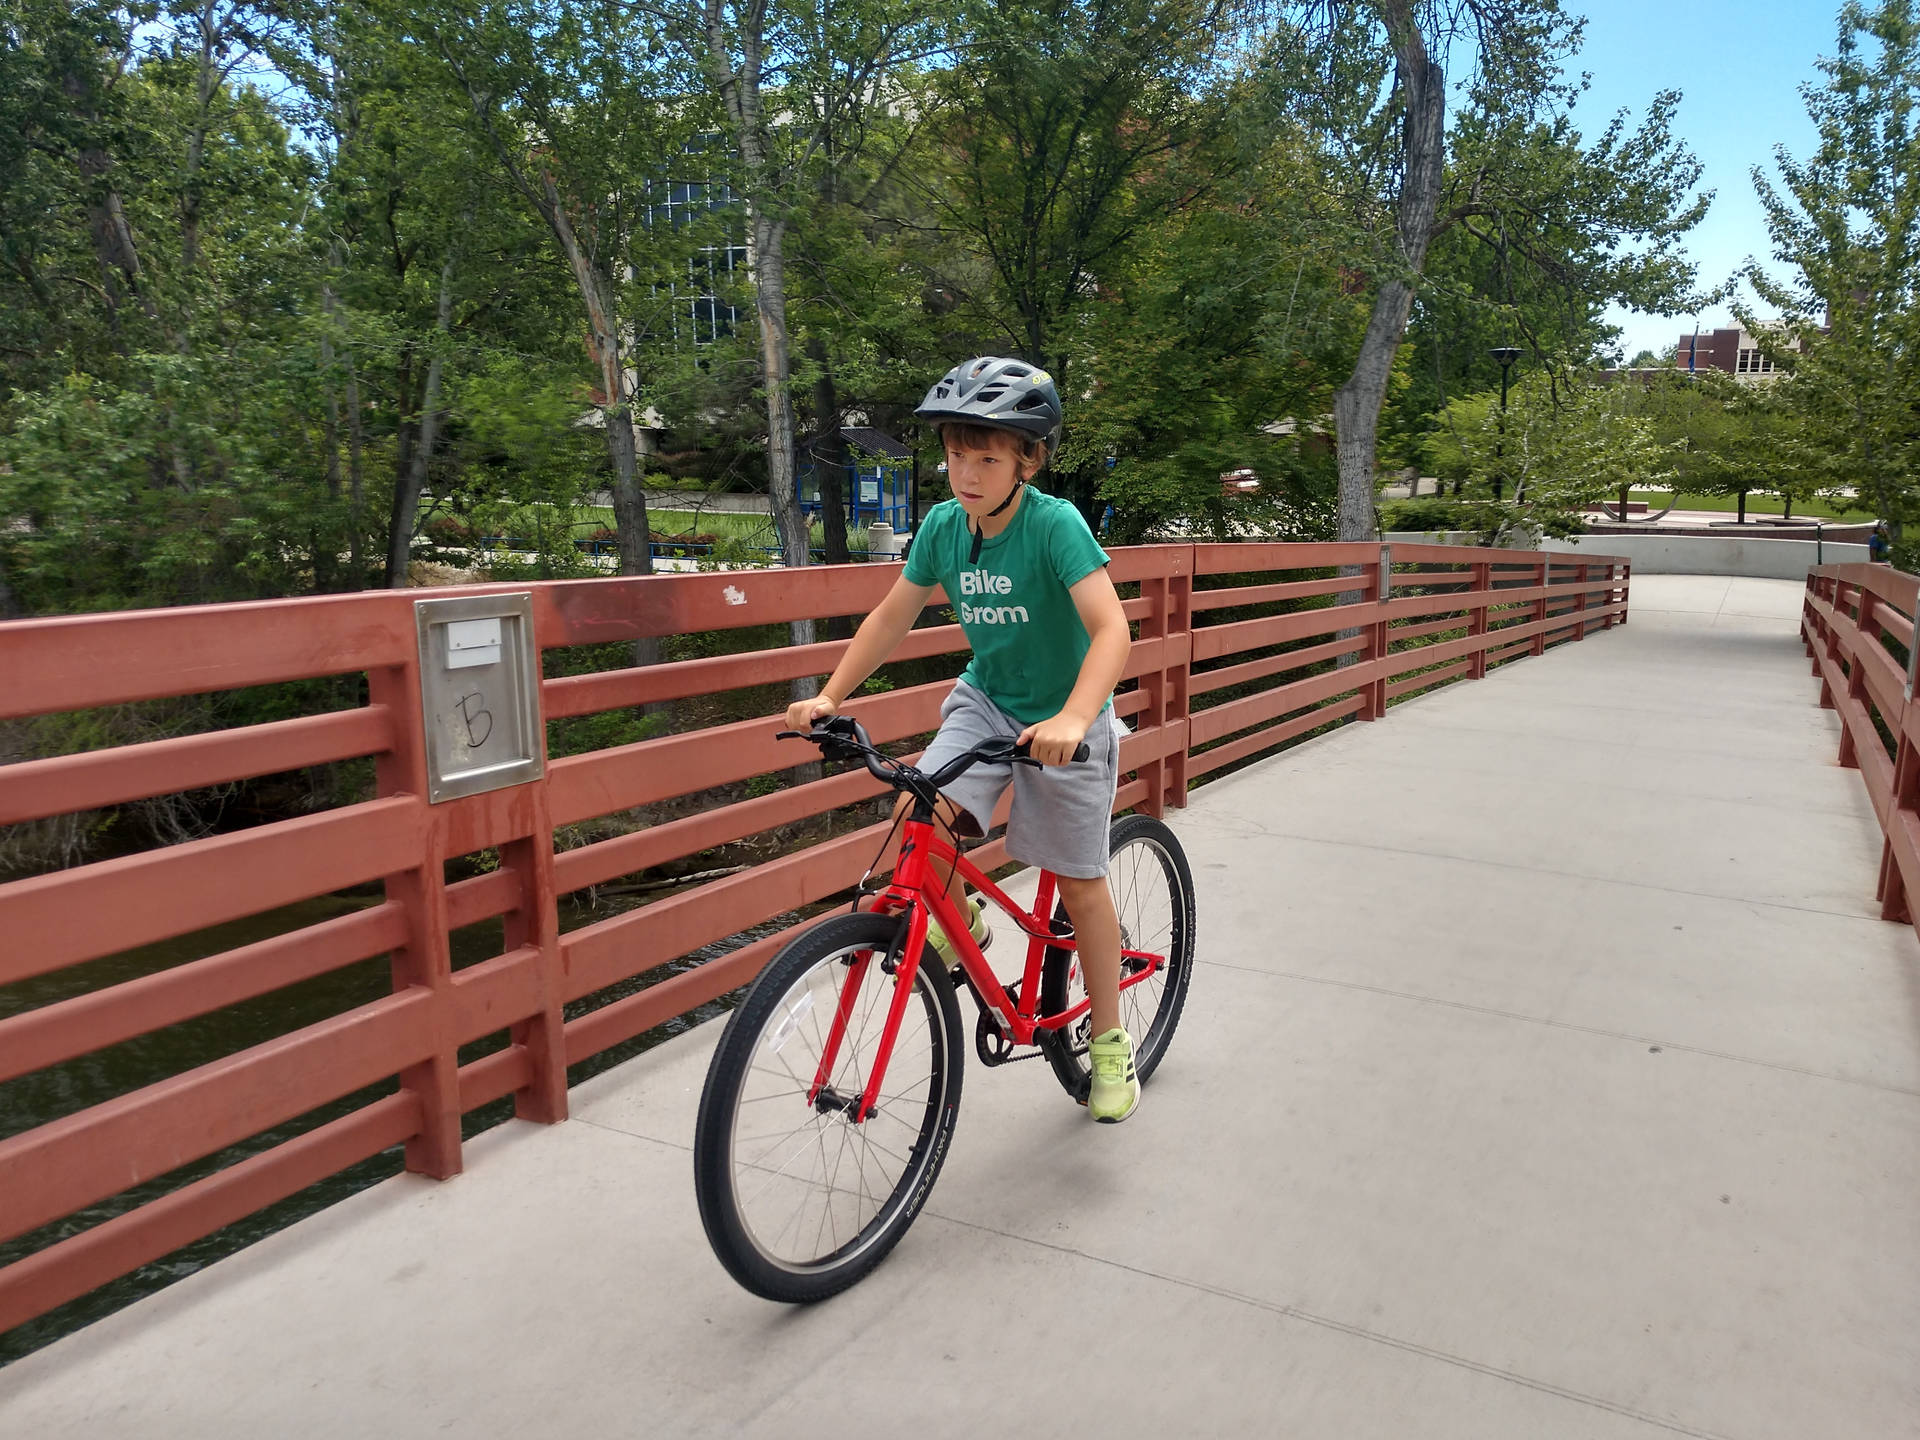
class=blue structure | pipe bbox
[800,429,915,534]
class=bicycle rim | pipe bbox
[1041,816,1193,1091]
[1109,828,1186,1062]
[718,934,952,1279]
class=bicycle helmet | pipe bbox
[914,356,1062,455]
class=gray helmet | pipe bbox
[915,356,1062,454]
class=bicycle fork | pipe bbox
[807,901,933,1125]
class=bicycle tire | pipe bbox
[693,912,963,1302]
[1038,814,1196,1103]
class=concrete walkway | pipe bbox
[5,576,1918,1439]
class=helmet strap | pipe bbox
[967,482,1023,564]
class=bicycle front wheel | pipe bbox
[1039,813,1196,1102]
[693,912,963,1302]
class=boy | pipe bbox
[783,356,1139,1121]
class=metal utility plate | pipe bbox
[413,592,544,803]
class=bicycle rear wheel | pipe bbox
[693,912,963,1302]
[1039,814,1196,1103]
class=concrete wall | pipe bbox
[1541,532,1865,580]
[1386,530,1866,581]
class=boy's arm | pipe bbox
[1017,566,1131,765]
[783,572,935,729]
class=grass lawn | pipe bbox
[576,506,869,551]
[1625,490,1875,521]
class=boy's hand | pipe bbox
[1017,712,1090,765]
[786,694,837,730]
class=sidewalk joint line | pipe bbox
[1187,816,1888,926]
[924,1213,1739,1440]
[1201,958,1920,1099]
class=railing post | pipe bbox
[1165,562,1193,811]
[1361,544,1391,719]
[1137,565,1172,819]
[1619,560,1630,626]
[366,659,464,1180]
[1574,562,1590,640]
[1822,580,1849,715]
[1468,560,1492,679]
[1531,557,1549,656]
[502,785,568,1125]
[1882,607,1920,922]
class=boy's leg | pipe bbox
[1054,872,1120,1037]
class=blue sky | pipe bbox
[1561,0,1839,358]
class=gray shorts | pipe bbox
[921,681,1124,878]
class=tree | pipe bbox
[682,0,947,590]
[1285,1,1708,541]
[924,0,1248,519]
[419,0,698,592]
[1747,0,1920,542]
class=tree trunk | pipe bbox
[1736,489,1747,524]
[318,277,344,593]
[1331,4,1446,545]
[808,340,854,639]
[540,170,654,583]
[700,4,816,690]
[750,210,811,577]
[345,346,366,584]
[386,250,457,587]
[0,547,19,619]
[180,0,218,280]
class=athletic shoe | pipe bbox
[1088,1027,1140,1123]
[927,897,991,969]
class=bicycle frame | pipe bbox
[809,813,1166,1123]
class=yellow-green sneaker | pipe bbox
[1088,1027,1140,1123]
[926,897,991,969]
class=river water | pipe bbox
[0,892,790,1364]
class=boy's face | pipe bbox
[944,430,1031,520]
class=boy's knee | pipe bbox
[1054,873,1111,907]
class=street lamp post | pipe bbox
[1490,346,1521,503]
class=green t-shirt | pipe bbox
[902,487,1111,725]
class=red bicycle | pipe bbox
[693,715,1195,1302]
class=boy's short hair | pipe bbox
[940,422,1046,466]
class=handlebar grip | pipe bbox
[1011,740,1092,765]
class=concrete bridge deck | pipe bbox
[4,576,1917,1439]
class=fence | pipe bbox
[1801,563,1920,934]
[0,540,1627,1333]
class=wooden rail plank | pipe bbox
[3,797,425,985]
[1388,660,1473,701]
[0,707,397,827]
[1189,634,1368,698]
[1188,695,1367,777]
[1191,541,1385,573]
[0,592,417,720]
[0,1093,420,1337]
[545,682,949,824]
[0,990,435,1248]
[1189,573,1355,611]
[1189,658,1384,747]
[0,902,409,1086]
[543,623,966,717]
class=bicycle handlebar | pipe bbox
[776,715,1089,800]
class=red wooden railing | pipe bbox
[1801,563,1920,932]
[0,540,1628,1331]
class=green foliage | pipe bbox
[1381,497,1485,534]
[1745,0,1920,533]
